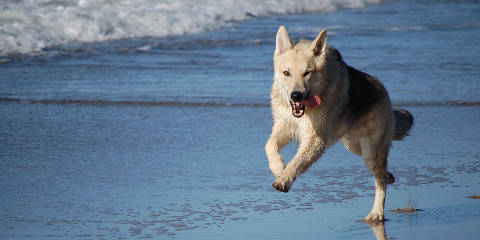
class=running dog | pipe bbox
[265,26,413,221]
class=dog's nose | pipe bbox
[290,91,303,102]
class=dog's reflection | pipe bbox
[366,221,387,240]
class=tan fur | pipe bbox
[265,26,413,221]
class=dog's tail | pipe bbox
[386,171,395,185]
[392,109,414,141]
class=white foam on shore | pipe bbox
[0,0,382,56]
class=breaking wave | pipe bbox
[0,0,383,56]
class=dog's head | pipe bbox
[273,26,328,118]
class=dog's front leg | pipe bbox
[273,135,325,192]
[265,121,291,178]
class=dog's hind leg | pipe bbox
[360,137,392,222]
[341,135,395,186]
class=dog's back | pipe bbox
[335,51,414,142]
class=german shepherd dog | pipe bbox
[265,26,413,221]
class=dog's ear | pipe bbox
[312,29,327,57]
[275,26,292,56]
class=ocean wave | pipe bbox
[1,98,479,107]
[0,0,383,56]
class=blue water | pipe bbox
[1,1,480,239]
[1,0,479,105]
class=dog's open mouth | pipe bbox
[289,94,322,118]
[290,101,306,118]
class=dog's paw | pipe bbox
[364,211,385,222]
[272,177,292,193]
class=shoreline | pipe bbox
[1,97,480,107]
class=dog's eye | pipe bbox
[303,71,311,77]
[283,71,290,76]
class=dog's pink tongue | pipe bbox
[301,95,321,108]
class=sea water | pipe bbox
[1,0,479,105]
[1,0,479,239]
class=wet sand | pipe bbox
[1,103,479,239]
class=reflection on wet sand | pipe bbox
[366,221,386,240]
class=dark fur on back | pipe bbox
[331,47,385,125]
[330,48,384,123]
[345,66,385,122]
[331,48,413,139]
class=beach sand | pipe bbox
[1,103,479,239]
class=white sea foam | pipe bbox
[0,0,382,56]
